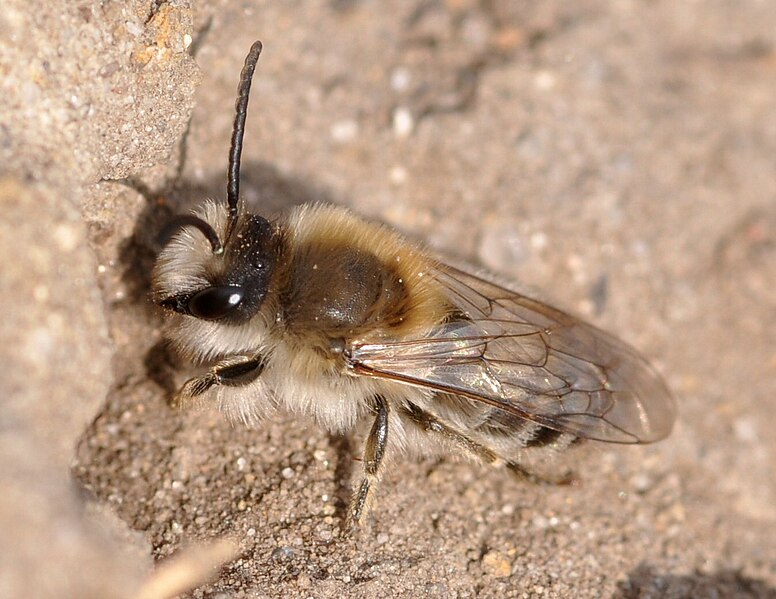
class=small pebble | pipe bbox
[482,550,512,578]
[330,119,358,143]
[392,107,414,137]
[390,67,411,91]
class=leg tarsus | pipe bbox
[349,478,371,530]
[173,354,264,408]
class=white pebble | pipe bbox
[389,165,408,185]
[534,70,557,90]
[733,417,758,443]
[390,67,411,91]
[330,119,358,143]
[392,107,414,137]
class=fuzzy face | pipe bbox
[152,202,283,363]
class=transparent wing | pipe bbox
[348,265,676,444]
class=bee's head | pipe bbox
[151,203,280,324]
[150,41,272,360]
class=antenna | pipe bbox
[224,40,263,247]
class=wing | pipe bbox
[348,265,676,444]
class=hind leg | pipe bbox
[402,402,574,485]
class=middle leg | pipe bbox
[348,395,389,529]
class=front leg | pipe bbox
[348,395,389,529]
[173,354,265,408]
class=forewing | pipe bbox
[349,265,675,444]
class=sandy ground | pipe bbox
[2,1,775,598]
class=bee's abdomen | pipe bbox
[524,425,567,447]
[475,406,576,449]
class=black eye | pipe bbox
[188,286,244,320]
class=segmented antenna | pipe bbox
[224,40,264,248]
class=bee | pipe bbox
[152,41,676,528]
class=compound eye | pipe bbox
[188,285,244,320]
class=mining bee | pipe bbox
[152,41,676,528]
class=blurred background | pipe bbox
[1,1,775,597]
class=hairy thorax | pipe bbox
[282,243,407,335]
[276,204,450,351]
